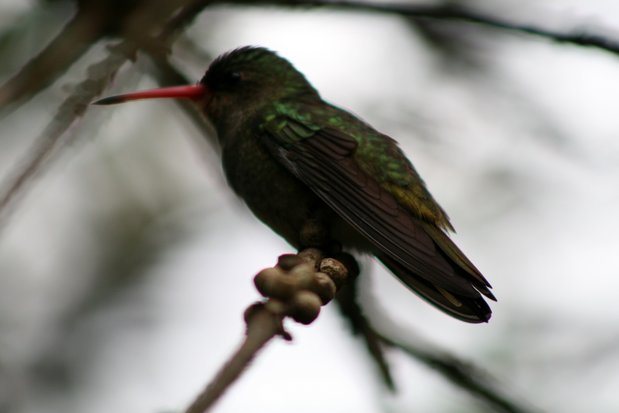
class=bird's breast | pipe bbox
[221,133,320,247]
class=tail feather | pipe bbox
[378,253,492,323]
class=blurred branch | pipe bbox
[5,0,616,112]
[379,333,538,413]
[0,0,206,112]
[335,278,395,390]
[0,0,210,231]
[0,2,601,409]
[3,0,618,228]
[0,1,136,110]
[216,0,619,56]
[0,42,133,229]
[143,48,219,153]
[185,243,357,413]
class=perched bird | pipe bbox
[94,46,495,323]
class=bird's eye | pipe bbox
[223,71,242,86]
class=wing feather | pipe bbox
[263,118,486,298]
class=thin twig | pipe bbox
[212,0,619,56]
[0,0,210,231]
[0,42,134,229]
[5,0,616,111]
[379,333,539,413]
[0,0,207,111]
[0,6,108,109]
[335,279,395,390]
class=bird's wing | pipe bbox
[259,104,493,300]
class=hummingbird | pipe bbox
[94,46,495,323]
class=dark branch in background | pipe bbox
[4,0,617,113]
[0,0,614,411]
[379,333,538,413]
[0,42,133,229]
[0,0,210,230]
[335,278,395,390]
[143,45,219,153]
[0,1,140,110]
[212,0,619,56]
[3,0,619,228]
[0,5,110,109]
[0,0,206,112]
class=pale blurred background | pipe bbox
[1,1,619,412]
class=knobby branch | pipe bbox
[183,220,359,413]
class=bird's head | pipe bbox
[93,47,319,131]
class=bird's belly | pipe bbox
[222,135,374,253]
[222,138,321,247]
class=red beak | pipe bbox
[92,84,206,105]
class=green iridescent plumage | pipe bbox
[195,46,495,323]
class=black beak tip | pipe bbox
[91,95,124,105]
